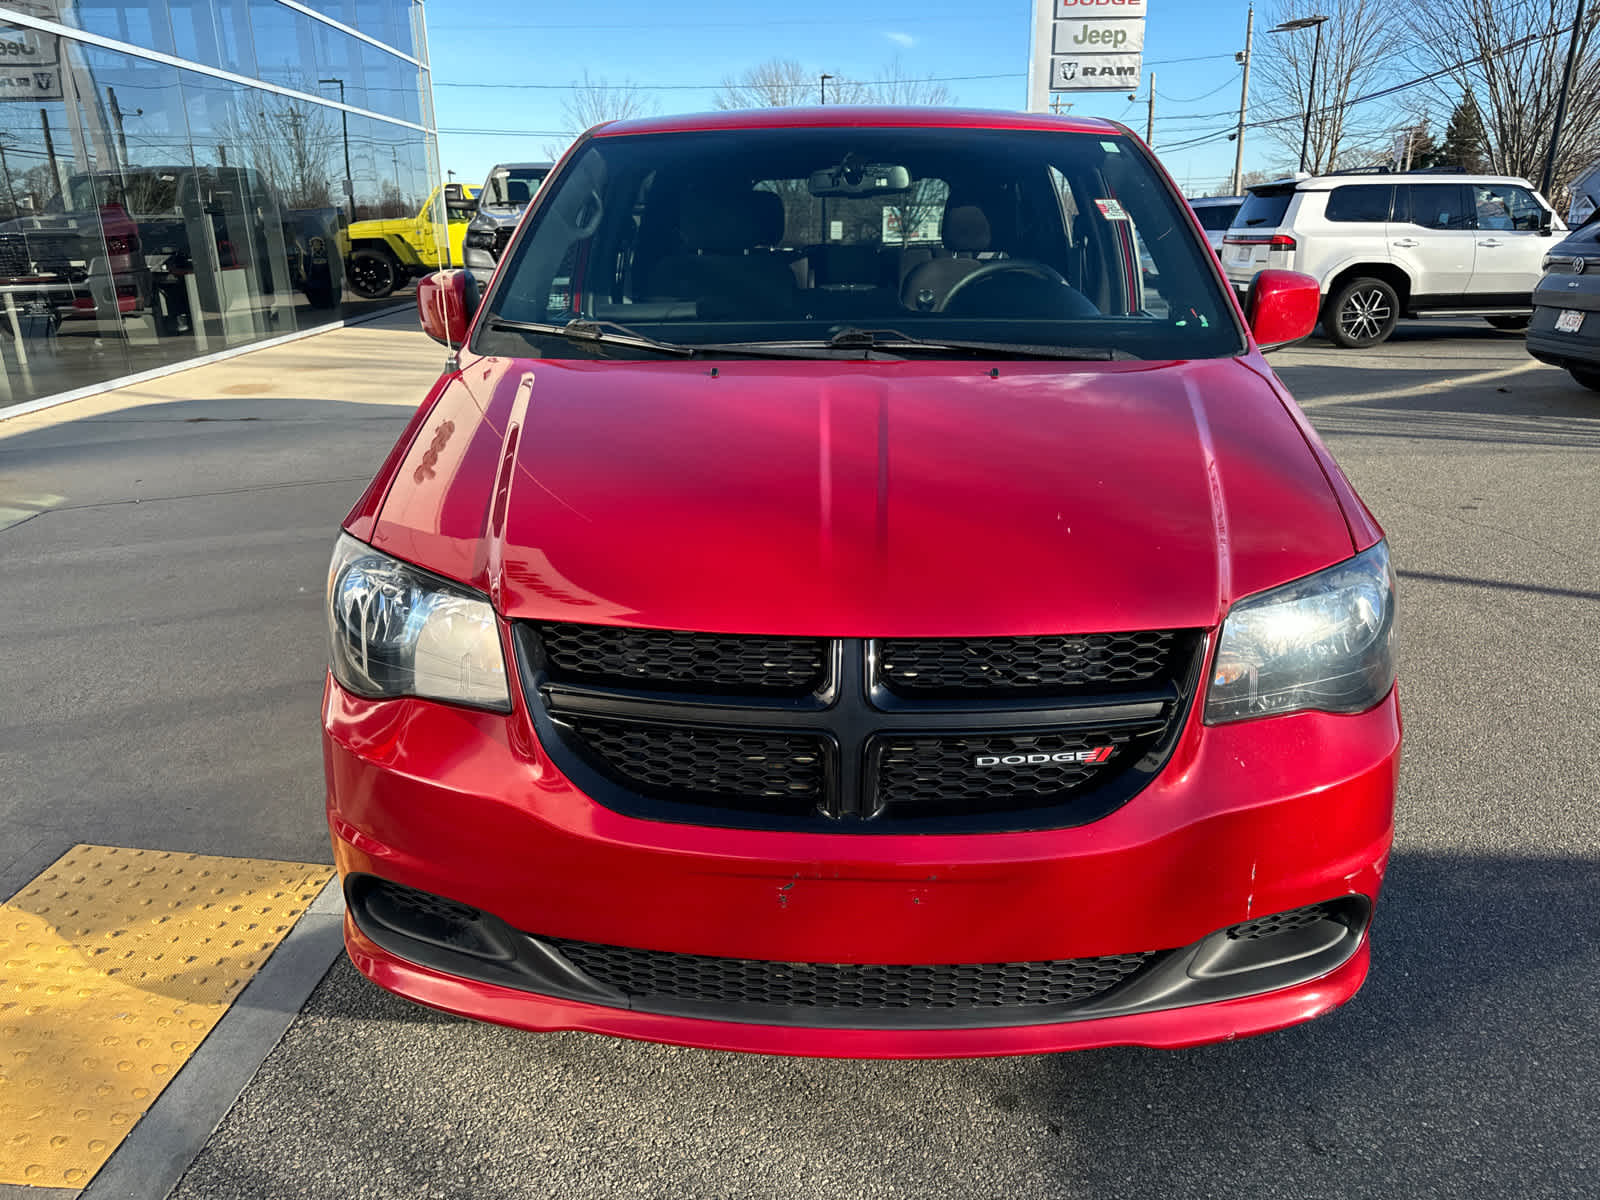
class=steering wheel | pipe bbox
[936,259,1074,313]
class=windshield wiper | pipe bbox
[727,327,1128,361]
[486,317,696,357]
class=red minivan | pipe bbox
[323,108,1398,1058]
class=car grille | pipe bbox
[537,622,828,696]
[545,936,1156,1011]
[877,632,1178,697]
[1226,903,1338,941]
[872,728,1147,820]
[0,236,30,279]
[562,718,826,816]
[491,226,514,260]
[521,624,1200,832]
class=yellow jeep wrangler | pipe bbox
[343,182,478,299]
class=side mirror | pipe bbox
[1245,269,1321,352]
[417,269,479,347]
[1539,209,1555,237]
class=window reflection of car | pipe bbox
[463,162,553,285]
[0,199,150,337]
[71,166,339,328]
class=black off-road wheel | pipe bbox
[1325,277,1400,349]
[347,247,400,299]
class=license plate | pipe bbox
[1556,308,1585,333]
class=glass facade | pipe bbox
[0,0,440,410]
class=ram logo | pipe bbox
[975,747,1115,768]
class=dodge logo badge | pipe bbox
[975,747,1115,768]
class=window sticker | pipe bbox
[1101,141,1122,153]
[1095,198,1129,221]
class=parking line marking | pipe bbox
[0,494,64,533]
[1295,360,1542,407]
[0,845,331,1189]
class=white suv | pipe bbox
[1222,172,1565,348]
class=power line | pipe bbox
[1155,22,1578,158]
[428,54,1237,93]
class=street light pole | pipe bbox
[1269,15,1330,174]
[1542,0,1588,197]
[1303,18,1325,173]
[819,73,832,105]
[319,77,353,211]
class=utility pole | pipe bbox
[107,86,129,168]
[1542,0,1587,197]
[0,134,16,215]
[1146,72,1156,147]
[1232,5,1254,195]
[40,107,60,198]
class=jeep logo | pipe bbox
[975,747,1115,768]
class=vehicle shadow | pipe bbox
[173,850,1600,1200]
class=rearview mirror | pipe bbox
[808,162,911,197]
[1245,269,1320,352]
[417,269,479,347]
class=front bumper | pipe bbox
[324,679,1399,1056]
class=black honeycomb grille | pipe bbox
[491,226,514,259]
[876,632,1181,698]
[1227,903,1338,941]
[546,938,1156,1010]
[539,622,827,696]
[563,718,826,815]
[873,728,1154,818]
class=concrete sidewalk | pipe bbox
[0,307,447,1199]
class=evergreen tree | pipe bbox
[1438,98,1488,172]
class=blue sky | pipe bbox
[424,0,1283,197]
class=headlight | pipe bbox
[464,229,497,251]
[1205,542,1395,724]
[326,534,510,711]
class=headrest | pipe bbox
[942,205,991,253]
[749,189,786,246]
[505,179,531,205]
[679,187,782,252]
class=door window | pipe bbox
[1399,184,1471,230]
[1325,185,1393,223]
[1473,184,1543,232]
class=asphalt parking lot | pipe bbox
[3,317,1597,1198]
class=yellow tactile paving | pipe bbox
[0,845,331,1188]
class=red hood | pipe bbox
[368,355,1355,636]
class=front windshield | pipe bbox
[483,166,550,210]
[478,126,1242,360]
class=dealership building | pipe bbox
[0,0,441,411]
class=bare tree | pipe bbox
[860,57,954,106]
[1405,0,1600,201]
[715,58,818,108]
[226,93,339,210]
[1254,0,1405,173]
[716,57,954,109]
[544,70,658,157]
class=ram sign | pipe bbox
[1030,0,1145,104]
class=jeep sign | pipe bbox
[1051,54,1142,89]
[1029,0,1145,105]
[1053,19,1146,54]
